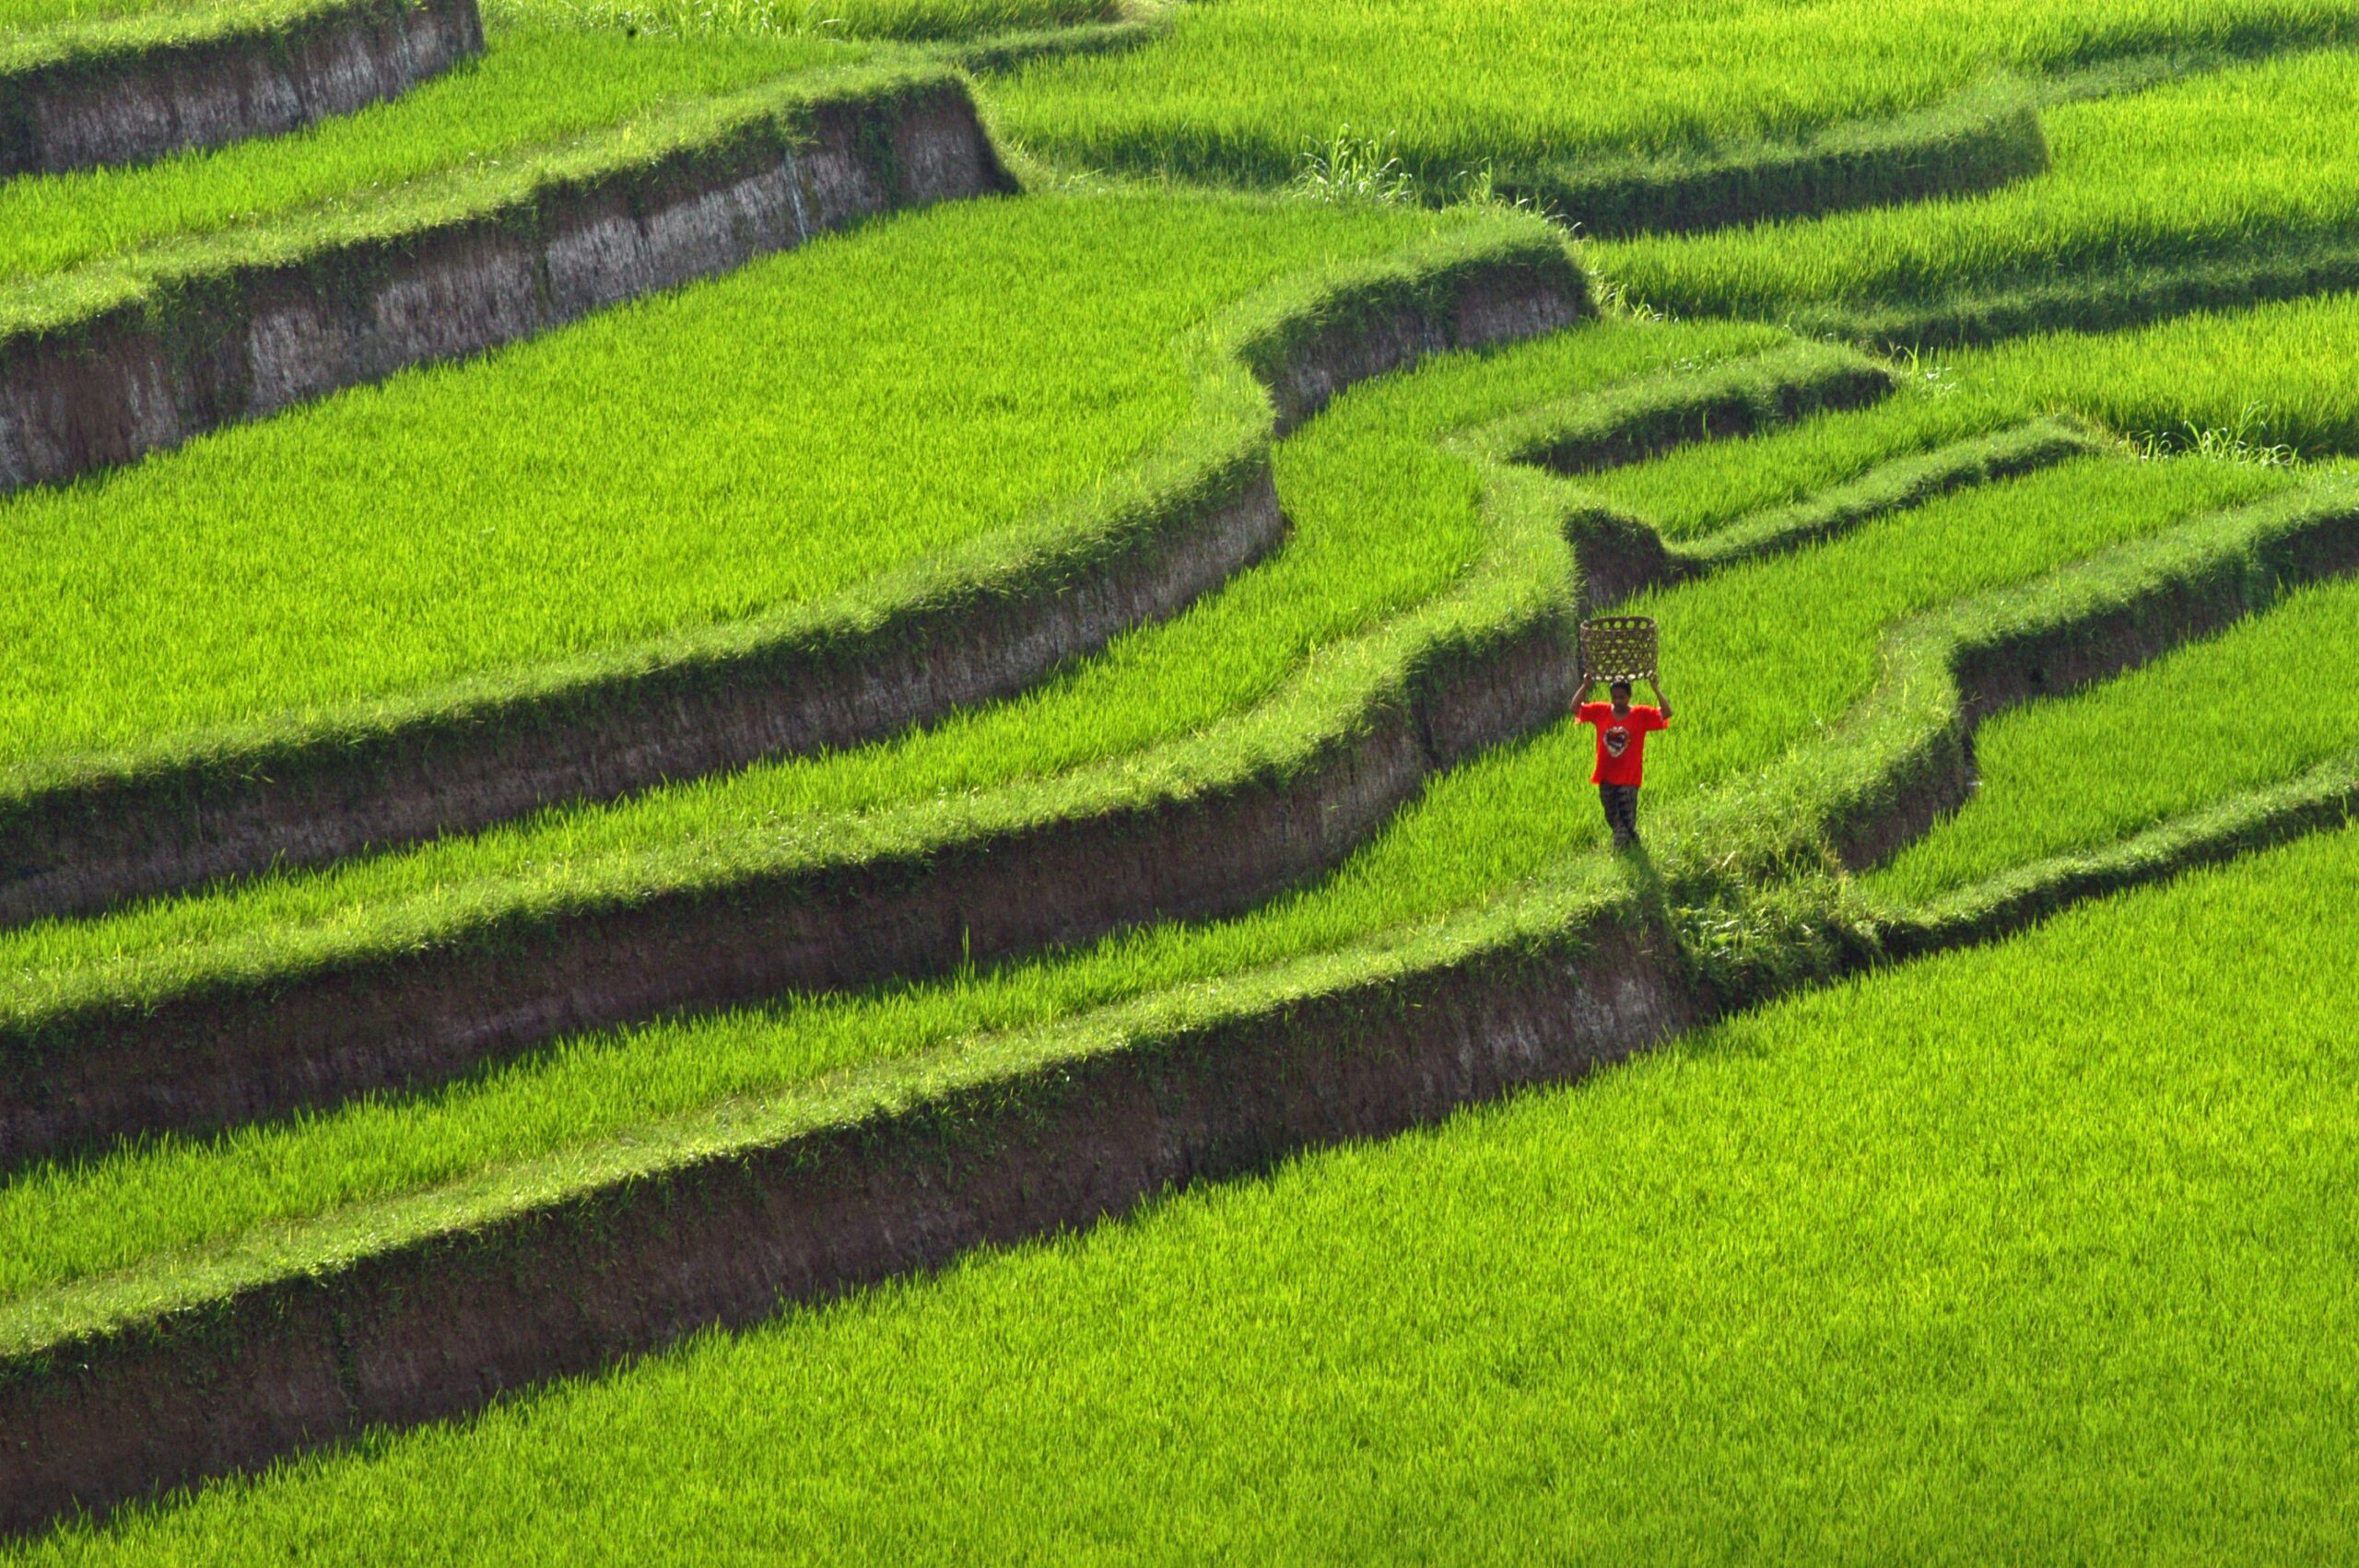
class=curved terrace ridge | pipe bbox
[0,0,482,176]
[0,221,1574,934]
[0,63,1005,499]
[0,232,1596,1168]
[0,336,2110,1176]
[6,457,2356,1538]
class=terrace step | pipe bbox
[11,472,2359,1539]
[1521,80,2049,238]
[0,345,2119,1176]
[0,0,482,177]
[0,65,1004,500]
[0,228,1579,934]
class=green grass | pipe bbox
[1601,47,2359,335]
[0,0,1076,55]
[487,0,1117,41]
[988,0,2359,192]
[1961,289,2359,456]
[0,21,854,285]
[1867,572,2359,905]
[0,301,1734,1014]
[0,189,1486,776]
[26,823,2359,1561]
[0,0,229,37]
[0,397,2286,1314]
[1576,366,2034,540]
[0,0,344,59]
[9,0,2359,1542]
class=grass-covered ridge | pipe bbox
[0,0,418,73]
[0,46,955,345]
[485,0,1121,42]
[988,0,2359,204]
[39,825,2353,1561]
[1602,47,2359,342]
[0,190,1465,776]
[1867,572,2359,905]
[0,19,853,286]
[0,382,2288,1329]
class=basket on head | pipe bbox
[1579,614,1657,684]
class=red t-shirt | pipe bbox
[1576,702,1667,786]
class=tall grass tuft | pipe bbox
[1287,124,1416,206]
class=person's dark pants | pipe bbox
[1599,783,1641,848]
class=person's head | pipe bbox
[1609,680,1632,709]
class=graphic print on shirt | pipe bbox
[1604,726,1629,758]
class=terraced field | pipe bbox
[5,0,2357,1553]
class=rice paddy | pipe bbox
[1868,571,2359,905]
[29,824,2359,1561]
[0,22,851,285]
[0,189,1471,772]
[990,0,2359,189]
[6,0,2358,1549]
[0,389,2287,1311]
[1601,44,2359,333]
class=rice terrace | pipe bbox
[3,0,2359,1554]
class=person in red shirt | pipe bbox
[1572,675,1672,849]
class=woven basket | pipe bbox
[1579,614,1657,683]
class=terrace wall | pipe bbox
[0,74,1006,497]
[0,913,1695,1538]
[0,0,485,177]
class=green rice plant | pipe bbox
[1600,46,2359,341]
[33,826,2354,1560]
[0,0,1080,46]
[1575,368,2033,540]
[0,300,1743,1032]
[1962,291,2359,455]
[0,411,2271,1316]
[1865,574,2359,905]
[486,0,1118,41]
[1285,123,1414,206]
[0,19,854,287]
[989,0,2359,200]
[0,0,384,68]
[0,190,1471,776]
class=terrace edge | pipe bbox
[0,67,1007,497]
[0,246,1592,1166]
[0,901,1693,1538]
[11,474,2359,1534]
[1529,80,2049,239]
[0,0,483,177]
[0,238,1581,931]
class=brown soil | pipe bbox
[1,0,483,176]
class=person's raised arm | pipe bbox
[1571,674,1596,710]
[1647,674,1672,721]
